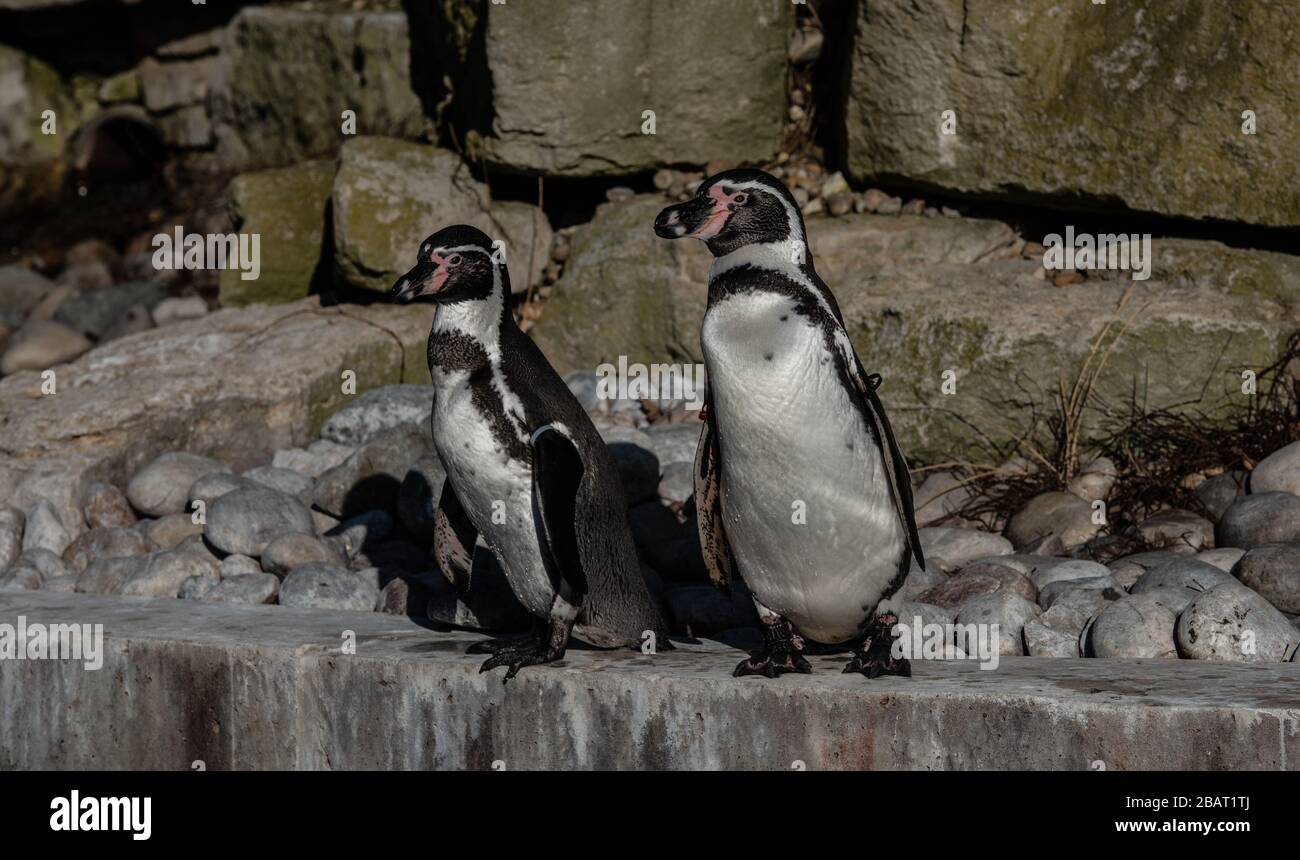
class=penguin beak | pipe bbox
[389,261,441,303]
[650,192,722,239]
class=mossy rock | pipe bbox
[844,0,1300,227]
[531,194,1300,461]
[218,160,337,308]
[331,136,551,293]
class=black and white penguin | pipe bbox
[390,225,668,680]
[654,169,924,678]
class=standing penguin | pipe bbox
[654,169,924,679]
[390,225,668,680]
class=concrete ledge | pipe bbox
[1,592,1298,770]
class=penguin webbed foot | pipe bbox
[466,634,534,656]
[733,616,812,678]
[843,612,910,679]
[477,637,566,682]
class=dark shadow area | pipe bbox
[1,0,250,74]
[870,176,1300,256]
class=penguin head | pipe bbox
[389,225,508,305]
[653,168,806,256]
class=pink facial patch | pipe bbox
[687,185,742,240]
[428,251,453,293]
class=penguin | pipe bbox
[653,169,924,678]
[390,224,669,680]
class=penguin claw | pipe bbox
[843,611,911,679]
[733,615,813,678]
[842,653,911,678]
[477,640,565,682]
[733,650,813,678]
[467,635,533,655]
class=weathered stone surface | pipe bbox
[211,6,425,170]
[1005,492,1099,551]
[241,466,314,503]
[321,384,434,446]
[331,137,551,294]
[262,532,345,578]
[1030,559,1110,592]
[61,526,147,574]
[21,500,70,556]
[1130,558,1239,614]
[1038,575,1124,610]
[188,473,252,507]
[843,0,1300,228]
[178,575,216,601]
[1197,472,1248,522]
[919,561,1036,608]
[1177,585,1300,663]
[919,527,1011,571]
[206,486,316,558]
[127,452,230,517]
[117,548,218,598]
[0,266,55,319]
[1,320,92,375]
[1231,545,1300,615]
[0,298,431,531]
[0,508,24,570]
[75,554,148,594]
[204,573,280,605]
[1087,594,1178,659]
[311,423,432,518]
[6,590,1300,769]
[1217,493,1300,550]
[82,482,136,529]
[1024,604,1089,658]
[1135,509,1215,552]
[138,55,212,112]
[1196,547,1245,573]
[1249,441,1300,496]
[279,562,378,612]
[532,196,1295,461]
[954,592,1040,656]
[218,554,261,578]
[433,0,789,176]
[0,45,70,216]
[218,160,336,307]
[273,439,355,480]
[141,513,203,551]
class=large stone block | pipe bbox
[530,194,1300,461]
[219,159,337,307]
[331,136,551,294]
[844,0,1300,227]
[210,6,427,170]
[433,0,790,175]
[2,591,1297,770]
[0,298,432,536]
[0,45,70,215]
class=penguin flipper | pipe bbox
[694,409,737,590]
[434,478,478,595]
[530,425,590,601]
[848,360,926,574]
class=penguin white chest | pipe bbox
[701,291,905,643]
[429,367,553,618]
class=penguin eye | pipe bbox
[447,254,462,267]
[732,192,749,205]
